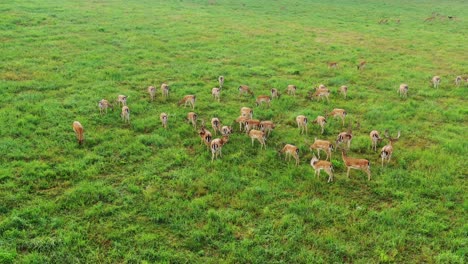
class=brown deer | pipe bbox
[310,155,334,183]
[336,129,352,150]
[339,85,348,99]
[341,150,371,181]
[328,62,338,69]
[199,126,212,149]
[121,106,130,123]
[98,99,113,115]
[211,135,229,162]
[240,107,253,119]
[455,76,462,86]
[286,85,297,96]
[244,119,261,133]
[161,83,169,98]
[148,86,156,101]
[218,76,225,89]
[309,138,334,161]
[117,95,127,107]
[313,86,330,102]
[432,76,441,88]
[221,126,233,136]
[280,144,300,165]
[187,112,197,128]
[327,108,347,126]
[235,116,249,132]
[212,87,221,102]
[398,84,408,98]
[381,130,401,167]
[178,95,196,109]
[357,61,366,70]
[72,121,84,145]
[369,130,383,152]
[296,115,308,135]
[256,95,271,107]
[259,120,275,137]
[249,129,266,149]
[312,116,326,134]
[239,85,254,96]
[160,113,168,129]
[211,117,221,135]
[271,88,280,99]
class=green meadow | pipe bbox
[1,0,466,262]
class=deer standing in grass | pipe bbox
[72,121,84,145]
[256,95,271,107]
[432,76,441,88]
[398,84,408,98]
[221,126,232,136]
[211,135,229,162]
[328,62,338,69]
[271,88,280,99]
[260,120,275,137]
[336,130,353,150]
[244,119,261,133]
[341,150,371,181]
[121,106,130,123]
[357,61,366,70]
[381,130,401,167]
[98,99,113,115]
[187,112,197,129]
[117,95,127,107]
[199,126,212,149]
[178,95,196,109]
[296,115,308,135]
[240,107,253,119]
[148,86,156,101]
[310,138,334,161]
[369,130,383,152]
[313,86,330,102]
[161,83,169,99]
[286,85,297,96]
[312,116,327,134]
[310,155,334,183]
[339,85,348,99]
[235,116,249,132]
[239,85,254,97]
[249,129,266,149]
[211,117,221,135]
[160,113,168,129]
[280,144,300,165]
[327,108,347,126]
[212,88,221,102]
[455,76,462,86]
[218,76,224,89]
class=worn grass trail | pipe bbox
[0,0,466,263]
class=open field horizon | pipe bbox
[1,0,467,263]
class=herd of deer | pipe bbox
[72,73,465,182]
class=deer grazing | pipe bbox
[339,85,348,99]
[240,107,253,119]
[244,119,261,133]
[187,112,198,129]
[72,121,84,145]
[249,129,266,149]
[432,76,441,88]
[286,85,297,96]
[313,86,331,102]
[280,144,300,165]
[148,86,156,101]
[309,138,334,161]
[312,116,327,134]
[117,95,127,107]
[398,84,408,98]
[296,115,308,135]
[259,120,275,137]
[381,130,401,167]
[178,95,196,109]
[160,113,168,129]
[310,155,334,183]
[98,99,113,115]
[235,116,249,132]
[121,106,130,123]
[455,76,462,86]
[369,130,383,152]
[328,62,338,69]
[218,76,225,88]
[256,95,271,107]
[357,61,366,70]
[341,150,371,181]
[239,85,254,96]
[327,108,347,126]
[161,83,169,98]
[211,117,221,135]
[336,130,353,150]
[221,126,233,136]
[211,135,229,162]
[271,88,280,99]
[199,126,212,149]
[212,87,221,102]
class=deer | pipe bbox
[211,117,221,135]
[328,62,338,69]
[187,112,197,129]
[280,144,300,166]
[211,135,229,162]
[239,85,254,97]
[148,86,156,101]
[249,129,266,149]
[212,87,221,102]
[336,129,353,150]
[121,106,130,123]
[398,84,408,98]
[379,18,389,24]
[244,119,261,133]
[313,86,330,102]
[310,155,334,183]
[341,150,371,181]
[286,85,297,96]
[326,108,347,126]
[271,88,280,99]
[98,99,113,115]
[178,95,196,109]
[160,113,168,129]
[369,130,383,152]
[432,76,441,88]
[455,76,462,86]
[161,83,169,99]
[218,76,225,89]
[240,107,253,119]
[357,61,366,70]
[235,116,249,132]
[117,95,127,107]
[221,126,233,136]
[72,121,84,145]
[259,120,275,137]
[309,138,334,161]
[296,115,308,135]
[312,116,326,134]
[256,95,271,107]
[199,126,212,149]
[381,130,401,167]
[339,85,348,99]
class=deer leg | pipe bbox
[347,167,351,178]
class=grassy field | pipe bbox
[1,0,467,263]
